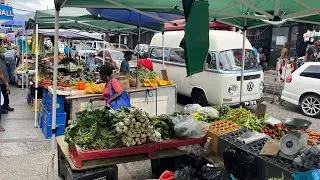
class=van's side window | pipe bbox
[170,49,185,64]
[150,48,169,61]
[206,53,216,70]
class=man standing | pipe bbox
[0,53,13,113]
[305,38,320,62]
[120,51,133,75]
[4,45,17,84]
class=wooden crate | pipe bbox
[206,120,241,153]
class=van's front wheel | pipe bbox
[191,89,208,106]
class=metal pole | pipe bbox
[136,26,140,88]
[25,27,28,93]
[239,19,247,106]
[102,43,105,65]
[118,34,121,49]
[21,27,25,89]
[51,9,60,180]
[162,31,165,69]
[34,24,39,127]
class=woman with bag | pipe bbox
[90,64,131,110]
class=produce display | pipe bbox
[16,63,34,71]
[192,107,220,123]
[131,67,173,87]
[262,123,288,140]
[84,83,106,94]
[65,107,176,150]
[306,129,320,146]
[221,108,266,132]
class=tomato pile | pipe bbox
[306,129,320,146]
[262,123,288,140]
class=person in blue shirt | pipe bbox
[64,45,71,57]
[252,47,258,57]
[120,51,133,74]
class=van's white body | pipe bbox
[86,41,109,51]
[149,30,264,105]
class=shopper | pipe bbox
[120,51,133,74]
[64,45,71,57]
[0,53,12,114]
[277,42,291,81]
[4,45,17,84]
[138,52,153,71]
[258,48,268,71]
[305,37,320,62]
[0,67,7,132]
[90,64,130,109]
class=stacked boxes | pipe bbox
[206,120,241,153]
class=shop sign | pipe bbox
[0,5,13,20]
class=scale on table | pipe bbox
[279,118,312,160]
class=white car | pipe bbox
[75,44,97,58]
[281,62,320,117]
[107,43,130,50]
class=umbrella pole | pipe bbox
[240,19,247,107]
[136,26,140,88]
[34,24,39,127]
[102,43,105,65]
[21,27,25,90]
[162,31,165,69]
[25,28,28,94]
[51,9,60,180]
[118,34,121,49]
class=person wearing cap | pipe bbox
[138,52,153,71]
[120,51,133,74]
[90,64,124,109]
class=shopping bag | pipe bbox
[109,79,131,110]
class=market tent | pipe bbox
[34,7,139,34]
[25,29,104,40]
[87,8,183,31]
[1,19,25,27]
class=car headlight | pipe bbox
[259,82,264,90]
[228,85,238,95]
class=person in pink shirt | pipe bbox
[90,64,123,109]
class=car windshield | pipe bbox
[110,51,125,61]
[218,49,258,71]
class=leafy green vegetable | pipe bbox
[151,114,175,140]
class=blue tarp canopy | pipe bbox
[87,8,183,31]
[2,19,24,27]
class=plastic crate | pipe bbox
[45,94,65,113]
[43,109,66,125]
[57,145,118,180]
[42,89,49,106]
[42,121,65,139]
[206,120,241,153]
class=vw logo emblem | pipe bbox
[247,81,254,92]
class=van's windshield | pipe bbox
[218,49,259,71]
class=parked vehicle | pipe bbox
[149,30,264,106]
[134,44,149,57]
[107,43,130,50]
[95,49,137,69]
[75,44,97,58]
[86,41,109,51]
[281,62,320,117]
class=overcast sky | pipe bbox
[13,0,54,15]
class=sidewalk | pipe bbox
[263,70,283,96]
[0,86,54,180]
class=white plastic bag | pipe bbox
[173,115,209,138]
[0,91,3,106]
[184,104,202,113]
[197,107,219,118]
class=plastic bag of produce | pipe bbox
[294,170,320,180]
[173,115,209,138]
[184,104,202,113]
[198,107,219,118]
[200,164,233,180]
[174,166,197,180]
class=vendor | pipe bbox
[120,51,133,74]
[138,52,153,71]
[90,64,124,109]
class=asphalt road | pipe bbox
[177,93,320,131]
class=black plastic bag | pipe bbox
[174,166,197,180]
[199,165,232,180]
[223,147,257,180]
